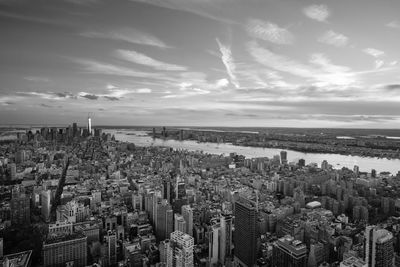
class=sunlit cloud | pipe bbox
[303,4,330,22]
[216,38,240,88]
[246,41,356,87]
[363,48,385,58]
[246,19,294,45]
[318,30,348,47]
[375,60,384,69]
[80,28,170,48]
[115,49,187,71]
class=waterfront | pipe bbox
[108,130,400,174]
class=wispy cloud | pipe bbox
[246,19,294,45]
[80,28,170,48]
[17,91,75,100]
[0,10,72,26]
[303,4,330,22]
[216,38,240,88]
[115,49,187,71]
[64,0,98,5]
[318,30,348,47]
[128,0,236,24]
[74,59,163,78]
[363,48,385,58]
[23,76,50,82]
[386,21,400,29]
[246,41,356,87]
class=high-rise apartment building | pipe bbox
[365,226,394,267]
[167,230,194,267]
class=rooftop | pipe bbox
[0,250,32,267]
[44,232,86,245]
[341,256,366,267]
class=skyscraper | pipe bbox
[234,198,258,267]
[87,116,92,136]
[220,213,233,262]
[174,214,186,233]
[365,226,394,267]
[156,199,174,241]
[181,205,193,236]
[167,230,194,267]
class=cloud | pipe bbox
[216,78,229,88]
[363,48,385,58]
[17,91,75,100]
[115,49,187,71]
[246,19,294,45]
[23,76,50,82]
[386,21,400,29]
[246,41,356,87]
[384,84,400,91]
[64,0,98,5]
[0,10,73,26]
[216,38,240,88]
[78,93,99,100]
[318,30,348,47]
[136,88,152,93]
[128,0,236,24]
[103,96,119,101]
[75,59,162,78]
[303,4,330,22]
[80,28,169,48]
[375,60,384,69]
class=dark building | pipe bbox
[234,198,258,267]
[10,193,30,225]
[272,236,307,267]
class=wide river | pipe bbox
[106,130,400,174]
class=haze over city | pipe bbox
[1,0,400,127]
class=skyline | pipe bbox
[1,0,400,128]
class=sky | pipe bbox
[1,0,400,128]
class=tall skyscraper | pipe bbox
[105,230,117,266]
[272,236,307,267]
[234,197,258,267]
[181,205,193,236]
[72,122,78,137]
[87,116,92,135]
[41,190,51,223]
[156,199,174,241]
[208,220,220,266]
[280,151,288,164]
[167,230,194,267]
[365,226,394,267]
[220,213,233,262]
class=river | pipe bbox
[105,129,400,174]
